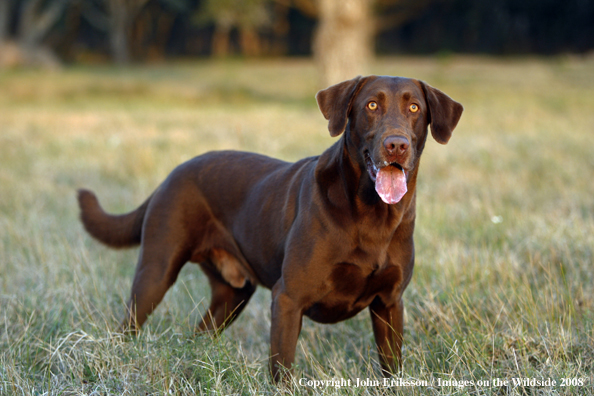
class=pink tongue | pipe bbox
[375,167,407,204]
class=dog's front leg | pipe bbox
[269,282,303,383]
[369,297,404,376]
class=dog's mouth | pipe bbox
[365,153,408,205]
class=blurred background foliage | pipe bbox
[1,0,594,85]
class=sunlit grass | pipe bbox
[1,56,593,395]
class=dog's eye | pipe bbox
[409,104,419,113]
[367,101,378,111]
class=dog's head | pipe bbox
[316,75,463,204]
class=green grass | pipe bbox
[1,56,593,395]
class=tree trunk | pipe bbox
[105,0,150,64]
[239,26,261,57]
[0,0,65,69]
[313,0,374,87]
[110,23,130,64]
[108,0,131,64]
[0,0,11,43]
[270,2,289,56]
[149,12,175,60]
[212,23,231,57]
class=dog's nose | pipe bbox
[383,136,409,157]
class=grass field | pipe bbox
[1,56,593,395]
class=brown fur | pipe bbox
[77,75,463,381]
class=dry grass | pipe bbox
[1,56,593,395]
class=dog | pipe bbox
[77,75,463,381]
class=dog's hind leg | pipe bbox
[120,240,190,333]
[197,262,256,333]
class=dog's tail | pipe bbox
[77,189,151,248]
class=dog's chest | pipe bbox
[304,261,402,324]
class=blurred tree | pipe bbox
[311,0,373,86]
[378,0,594,55]
[81,0,150,64]
[81,0,187,63]
[0,0,71,68]
[294,0,433,87]
[130,0,187,60]
[0,0,9,44]
[237,0,271,56]
[375,0,436,34]
[197,0,271,57]
[270,1,290,55]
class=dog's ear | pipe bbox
[420,81,464,144]
[316,76,367,137]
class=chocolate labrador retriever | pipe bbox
[77,75,463,381]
